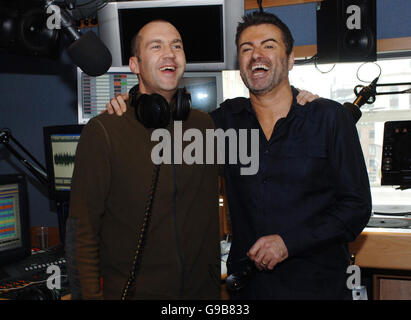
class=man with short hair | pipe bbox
[69,20,220,300]
[210,11,371,299]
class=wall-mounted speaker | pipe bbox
[0,0,60,59]
[316,0,376,64]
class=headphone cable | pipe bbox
[170,126,185,300]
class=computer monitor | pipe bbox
[77,67,139,124]
[98,0,244,71]
[0,174,31,266]
[180,72,223,113]
[43,125,85,201]
[381,120,411,187]
[77,67,223,124]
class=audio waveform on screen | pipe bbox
[54,153,76,166]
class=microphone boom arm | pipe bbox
[346,79,411,124]
[374,82,411,96]
[0,129,49,187]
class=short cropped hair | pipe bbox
[235,11,294,56]
[130,19,177,58]
[130,33,141,58]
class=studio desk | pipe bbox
[349,217,411,300]
[15,222,410,300]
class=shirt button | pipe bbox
[264,149,269,154]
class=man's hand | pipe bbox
[247,235,289,271]
[105,93,129,116]
[296,88,319,105]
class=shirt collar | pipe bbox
[231,86,307,119]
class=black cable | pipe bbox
[96,0,109,11]
[314,59,336,74]
[294,54,318,65]
[121,164,161,300]
[170,131,185,300]
[356,61,382,83]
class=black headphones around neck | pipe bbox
[123,84,190,299]
[129,84,191,129]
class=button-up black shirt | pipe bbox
[210,87,371,299]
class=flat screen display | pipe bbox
[43,125,85,201]
[77,67,223,124]
[118,5,224,65]
[77,67,138,124]
[381,120,411,186]
[0,174,30,265]
[0,183,23,252]
[180,76,221,113]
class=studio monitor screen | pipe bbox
[118,5,223,65]
[381,121,411,187]
[97,0,244,71]
[43,125,85,201]
[0,174,31,265]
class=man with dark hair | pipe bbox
[210,11,371,299]
[235,11,294,57]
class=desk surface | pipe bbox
[350,228,411,270]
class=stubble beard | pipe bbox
[240,58,289,96]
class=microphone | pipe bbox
[343,102,363,124]
[45,1,112,77]
[343,76,379,123]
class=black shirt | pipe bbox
[210,87,371,299]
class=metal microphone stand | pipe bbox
[374,82,411,96]
[352,80,411,191]
[0,129,48,186]
[0,128,68,244]
[354,81,411,100]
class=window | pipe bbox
[290,57,411,207]
[369,144,377,156]
[223,57,411,208]
[389,87,399,109]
